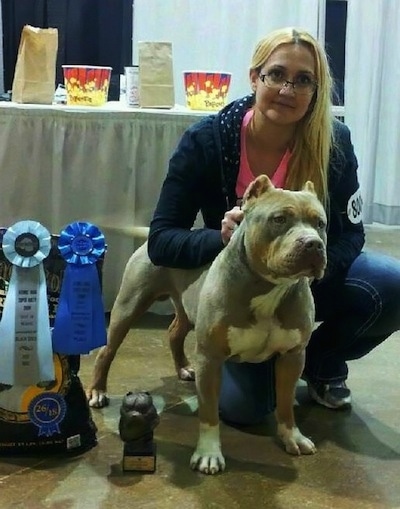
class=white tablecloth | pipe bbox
[0,101,204,309]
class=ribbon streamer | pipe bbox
[0,220,55,386]
[52,222,106,355]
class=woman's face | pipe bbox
[250,43,317,126]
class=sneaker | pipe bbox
[305,378,352,410]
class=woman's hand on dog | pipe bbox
[221,206,244,246]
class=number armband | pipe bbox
[346,188,363,224]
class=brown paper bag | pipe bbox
[138,41,175,108]
[12,25,58,104]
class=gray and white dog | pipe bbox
[86,175,327,474]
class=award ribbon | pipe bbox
[0,220,55,386]
[52,222,106,354]
[28,392,67,437]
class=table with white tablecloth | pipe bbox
[0,101,204,310]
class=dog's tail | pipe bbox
[99,225,150,239]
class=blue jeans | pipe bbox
[219,251,400,425]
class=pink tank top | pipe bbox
[235,109,291,198]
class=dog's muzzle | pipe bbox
[292,234,326,279]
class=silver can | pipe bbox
[125,66,139,107]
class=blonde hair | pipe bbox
[250,27,334,207]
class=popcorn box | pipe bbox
[183,71,231,111]
[62,65,112,106]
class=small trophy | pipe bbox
[119,391,160,473]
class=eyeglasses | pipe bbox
[259,71,317,96]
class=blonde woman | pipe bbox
[148,27,400,418]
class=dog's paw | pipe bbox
[277,424,316,455]
[178,367,195,381]
[86,389,110,409]
[190,448,226,474]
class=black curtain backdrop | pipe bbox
[2,0,133,100]
[325,0,347,106]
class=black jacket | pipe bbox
[148,95,365,281]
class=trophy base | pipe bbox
[122,439,156,473]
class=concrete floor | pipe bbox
[1,225,400,509]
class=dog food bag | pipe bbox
[0,229,99,455]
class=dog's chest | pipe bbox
[226,286,304,362]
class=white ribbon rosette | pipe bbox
[0,220,55,386]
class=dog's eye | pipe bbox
[272,215,286,224]
[317,219,326,229]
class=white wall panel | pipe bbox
[132,0,320,106]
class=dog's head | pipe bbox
[239,175,327,284]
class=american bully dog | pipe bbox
[86,175,327,473]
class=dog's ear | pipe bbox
[302,181,316,195]
[242,175,274,208]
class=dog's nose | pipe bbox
[295,235,327,279]
[297,236,324,252]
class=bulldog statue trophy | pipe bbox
[119,391,160,472]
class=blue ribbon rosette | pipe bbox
[52,222,107,355]
[0,220,55,386]
[28,392,67,437]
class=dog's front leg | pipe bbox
[190,352,225,474]
[275,349,316,455]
